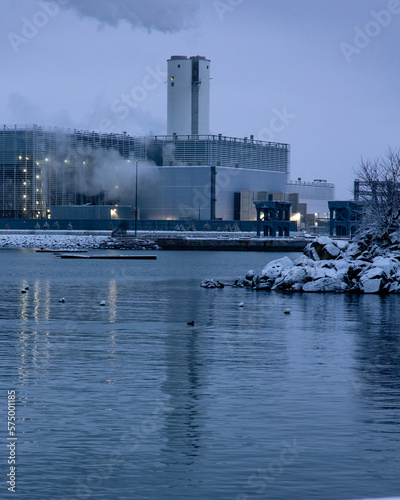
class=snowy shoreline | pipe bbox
[201,233,400,294]
[0,233,108,250]
[0,230,262,250]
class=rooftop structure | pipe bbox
[167,55,210,136]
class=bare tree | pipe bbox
[354,148,400,241]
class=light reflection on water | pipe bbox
[0,249,400,500]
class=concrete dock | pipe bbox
[155,236,307,252]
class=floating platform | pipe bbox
[58,254,157,259]
[36,248,88,253]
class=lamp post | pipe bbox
[135,160,138,237]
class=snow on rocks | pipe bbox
[202,234,400,294]
[261,256,293,279]
[0,233,106,250]
[200,279,225,289]
[0,232,158,250]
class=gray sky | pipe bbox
[1,0,399,198]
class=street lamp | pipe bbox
[135,160,138,237]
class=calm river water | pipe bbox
[1,249,400,500]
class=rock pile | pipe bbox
[202,233,400,294]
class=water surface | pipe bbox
[1,249,400,500]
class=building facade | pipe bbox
[0,125,290,221]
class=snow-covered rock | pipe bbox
[200,279,224,288]
[261,256,293,280]
[371,256,397,277]
[360,278,382,294]
[320,242,341,260]
[333,239,349,251]
[272,267,307,290]
[303,277,346,292]
[202,227,400,294]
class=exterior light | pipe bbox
[23,195,26,198]
[18,156,22,160]
[290,212,301,222]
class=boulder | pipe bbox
[320,242,341,260]
[303,278,345,292]
[261,256,293,280]
[360,278,382,294]
[200,279,224,288]
[255,282,273,290]
[272,267,307,290]
[304,243,320,261]
[389,231,399,244]
[333,239,349,251]
[294,254,315,267]
[245,269,256,280]
[345,243,361,259]
[371,256,397,277]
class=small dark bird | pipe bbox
[187,321,195,326]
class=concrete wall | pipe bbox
[139,166,287,220]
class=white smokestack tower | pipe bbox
[167,55,210,136]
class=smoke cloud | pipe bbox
[77,149,159,205]
[52,0,200,32]
[44,135,160,207]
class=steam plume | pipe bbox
[52,0,200,32]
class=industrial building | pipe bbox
[0,55,334,228]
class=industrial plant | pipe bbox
[0,55,334,229]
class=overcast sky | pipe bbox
[1,0,400,198]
